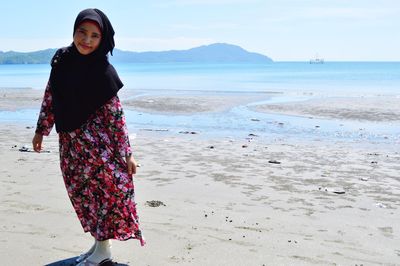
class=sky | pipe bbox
[1,0,399,61]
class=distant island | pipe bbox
[0,43,272,64]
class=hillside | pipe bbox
[0,49,55,64]
[112,43,272,63]
[0,43,272,64]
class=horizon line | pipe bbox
[1,43,399,62]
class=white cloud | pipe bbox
[173,0,261,4]
[259,6,399,23]
[153,0,262,7]
[169,22,240,31]
[0,37,216,53]
[300,7,398,20]
[0,38,71,52]
[115,37,216,52]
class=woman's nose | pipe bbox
[83,36,91,44]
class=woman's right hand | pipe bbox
[32,133,43,153]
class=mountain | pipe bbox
[0,49,56,64]
[111,43,272,63]
[0,43,272,64]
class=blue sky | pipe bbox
[1,0,399,61]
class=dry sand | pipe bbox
[1,125,399,265]
[1,93,400,265]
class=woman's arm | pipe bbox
[104,96,137,175]
[32,81,55,152]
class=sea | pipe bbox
[0,62,399,144]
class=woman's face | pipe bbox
[73,21,102,55]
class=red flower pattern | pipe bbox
[36,81,145,245]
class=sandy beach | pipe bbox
[1,91,400,265]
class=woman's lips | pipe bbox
[80,44,91,50]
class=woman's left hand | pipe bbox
[126,155,137,176]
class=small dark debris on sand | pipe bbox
[140,128,169,132]
[268,160,281,164]
[333,190,346,195]
[18,146,32,152]
[17,145,50,153]
[145,200,166,207]
[179,131,198,134]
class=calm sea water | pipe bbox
[1,62,399,143]
[1,62,399,94]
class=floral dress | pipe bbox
[36,81,145,245]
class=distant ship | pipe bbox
[309,54,324,64]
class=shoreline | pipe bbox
[1,90,399,146]
[2,88,400,121]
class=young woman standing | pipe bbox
[32,8,145,266]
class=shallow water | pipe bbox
[1,62,399,143]
[123,98,399,144]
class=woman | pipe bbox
[32,8,145,266]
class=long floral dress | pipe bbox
[36,81,145,245]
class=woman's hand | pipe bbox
[32,133,43,153]
[126,154,137,176]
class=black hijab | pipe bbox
[49,8,123,133]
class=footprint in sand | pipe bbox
[378,226,393,238]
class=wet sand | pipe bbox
[123,94,266,114]
[0,92,400,265]
[253,96,400,122]
[0,88,43,110]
